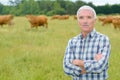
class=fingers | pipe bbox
[95,54,103,61]
[72,60,86,74]
[72,60,80,66]
[72,60,84,67]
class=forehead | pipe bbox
[78,9,94,16]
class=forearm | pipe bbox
[84,54,109,73]
[72,53,109,74]
[63,39,83,76]
[63,59,82,76]
[72,59,86,74]
[84,37,111,73]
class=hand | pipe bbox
[81,67,86,74]
[72,60,86,74]
[72,60,84,67]
[95,54,103,61]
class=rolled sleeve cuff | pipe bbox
[84,60,96,73]
[73,65,82,76]
[64,60,82,77]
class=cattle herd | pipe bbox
[98,16,120,30]
[0,14,120,30]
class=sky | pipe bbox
[0,0,11,5]
[0,0,120,6]
[80,0,120,6]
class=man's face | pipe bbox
[77,9,96,33]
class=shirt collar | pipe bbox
[79,28,96,39]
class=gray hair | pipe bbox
[76,5,97,19]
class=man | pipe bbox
[63,5,111,80]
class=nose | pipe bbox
[83,18,88,22]
[83,18,88,24]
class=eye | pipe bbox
[79,16,83,19]
[87,16,92,19]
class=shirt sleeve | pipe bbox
[63,39,82,77]
[84,36,111,73]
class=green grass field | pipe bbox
[0,16,120,80]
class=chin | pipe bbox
[83,28,89,31]
[82,29,90,32]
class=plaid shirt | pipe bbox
[63,29,111,80]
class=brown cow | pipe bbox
[0,15,14,27]
[98,16,113,26]
[112,18,120,30]
[26,15,48,28]
[74,15,77,20]
[58,15,69,20]
[51,15,60,20]
[98,17,105,22]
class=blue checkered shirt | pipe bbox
[63,29,111,80]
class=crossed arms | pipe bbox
[63,37,111,77]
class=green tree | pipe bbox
[111,4,120,14]
[64,1,76,14]
[15,0,39,15]
[37,0,54,15]
[1,0,120,16]
[0,3,4,14]
[52,1,65,15]
[74,0,86,13]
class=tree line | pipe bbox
[0,0,120,16]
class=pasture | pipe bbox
[0,16,120,80]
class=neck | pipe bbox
[81,29,94,38]
[82,32,88,38]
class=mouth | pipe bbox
[82,25,89,27]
